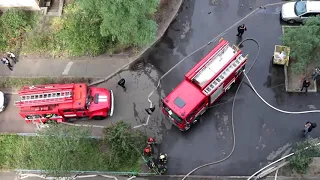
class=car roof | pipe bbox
[163,80,206,118]
[307,1,320,12]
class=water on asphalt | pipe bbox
[143,0,320,176]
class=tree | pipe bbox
[103,121,146,170]
[289,138,320,174]
[53,0,159,56]
[282,16,320,74]
[79,0,159,46]
[53,4,111,56]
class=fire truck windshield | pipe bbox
[85,88,92,109]
[163,103,183,123]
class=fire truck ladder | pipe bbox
[203,54,246,96]
[14,90,73,107]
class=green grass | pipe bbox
[0,77,94,89]
[0,134,143,174]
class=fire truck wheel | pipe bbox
[92,116,106,120]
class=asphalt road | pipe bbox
[2,0,320,177]
[145,0,320,176]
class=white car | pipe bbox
[0,91,7,112]
[281,1,320,23]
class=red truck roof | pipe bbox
[185,39,241,90]
[163,80,206,118]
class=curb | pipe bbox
[88,0,184,86]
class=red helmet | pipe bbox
[144,147,151,153]
[148,137,155,142]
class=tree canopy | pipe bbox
[53,0,159,56]
[289,138,320,174]
[282,16,320,73]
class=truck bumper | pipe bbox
[109,90,114,116]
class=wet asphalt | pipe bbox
[143,0,320,176]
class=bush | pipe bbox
[0,122,146,175]
[0,9,38,51]
[103,121,146,170]
[289,138,320,174]
[53,3,111,56]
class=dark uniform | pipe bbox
[237,24,247,37]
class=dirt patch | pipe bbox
[285,60,317,92]
[279,158,320,177]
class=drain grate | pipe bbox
[130,58,146,71]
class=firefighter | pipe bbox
[300,79,310,93]
[147,137,156,145]
[159,153,168,164]
[144,145,152,156]
[236,24,247,38]
[157,163,167,175]
[146,159,156,170]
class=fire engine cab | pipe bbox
[14,83,114,123]
[162,38,248,131]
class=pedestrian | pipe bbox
[312,67,320,81]
[236,24,247,38]
[302,122,317,136]
[117,78,126,91]
[6,52,17,63]
[300,79,310,93]
[1,56,13,71]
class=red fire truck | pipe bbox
[162,38,248,131]
[14,83,114,123]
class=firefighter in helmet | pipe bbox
[143,145,152,156]
[147,137,156,145]
[159,153,167,164]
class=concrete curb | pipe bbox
[138,175,320,179]
[88,0,184,86]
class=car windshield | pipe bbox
[85,87,92,109]
[294,1,307,16]
[163,103,183,123]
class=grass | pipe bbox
[0,133,143,174]
[0,77,94,89]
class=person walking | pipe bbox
[1,56,13,71]
[6,52,17,63]
[236,24,247,38]
[303,122,317,136]
[312,67,320,81]
[300,79,310,93]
